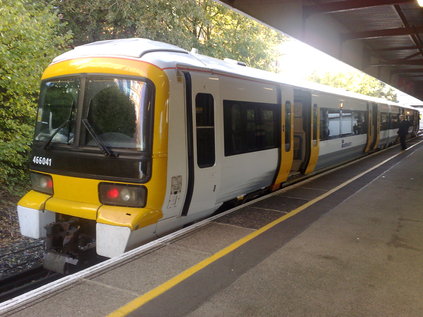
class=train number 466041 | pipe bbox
[32,156,52,166]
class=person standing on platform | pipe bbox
[397,115,410,150]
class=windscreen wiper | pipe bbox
[82,119,117,157]
[43,119,70,150]
[43,101,76,150]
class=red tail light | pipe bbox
[99,183,147,207]
[106,188,120,199]
[31,172,54,195]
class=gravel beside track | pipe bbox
[0,190,45,280]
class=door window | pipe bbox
[285,101,291,151]
[195,93,215,168]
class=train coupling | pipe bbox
[43,218,96,273]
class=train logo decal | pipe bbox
[341,140,352,148]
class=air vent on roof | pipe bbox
[224,58,247,67]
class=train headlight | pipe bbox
[31,172,53,195]
[99,183,147,207]
[120,188,132,202]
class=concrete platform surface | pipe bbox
[187,148,423,317]
[3,140,423,317]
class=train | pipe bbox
[17,38,419,272]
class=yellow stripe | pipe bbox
[107,143,418,317]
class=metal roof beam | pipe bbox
[374,46,420,52]
[304,0,414,15]
[404,52,422,60]
[391,68,423,74]
[343,26,423,40]
[372,59,423,66]
[393,5,423,59]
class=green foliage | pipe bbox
[1,0,283,194]
[54,0,284,71]
[308,71,398,102]
[0,0,71,193]
[192,1,283,72]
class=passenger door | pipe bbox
[272,86,294,188]
[181,71,220,216]
[364,103,379,152]
[291,89,319,174]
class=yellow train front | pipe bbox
[17,39,175,270]
[17,38,420,272]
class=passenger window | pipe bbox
[261,109,276,148]
[223,100,279,156]
[320,107,368,140]
[341,110,352,136]
[381,112,389,131]
[328,109,341,138]
[195,93,215,168]
[390,113,400,129]
[320,108,329,141]
[352,111,367,135]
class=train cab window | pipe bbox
[285,101,291,151]
[195,93,215,168]
[34,79,80,145]
[84,78,150,151]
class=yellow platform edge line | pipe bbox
[108,142,420,317]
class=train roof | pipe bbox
[52,38,416,110]
[53,38,188,61]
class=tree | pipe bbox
[189,0,282,71]
[308,71,398,102]
[0,0,71,192]
[54,0,284,71]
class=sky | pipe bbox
[277,37,423,106]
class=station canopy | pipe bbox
[218,0,423,102]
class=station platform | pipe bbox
[2,138,423,317]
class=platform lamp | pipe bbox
[418,0,423,7]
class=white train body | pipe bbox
[17,39,419,262]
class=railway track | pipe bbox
[0,249,108,303]
[0,266,62,302]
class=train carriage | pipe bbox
[17,38,419,271]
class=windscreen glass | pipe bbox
[34,79,79,144]
[84,78,149,150]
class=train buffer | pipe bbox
[2,138,423,317]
